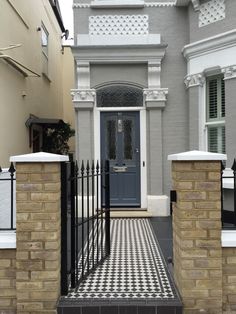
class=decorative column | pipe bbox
[184,73,205,151]
[11,152,68,313]
[168,150,226,314]
[144,87,168,215]
[71,61,96,162]
[222,65,236,167]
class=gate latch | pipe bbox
[170,190,177,203]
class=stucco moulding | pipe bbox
[222,65,236,80]
[175,0,199,10]
[184,73,205,89]
[71,89,96,102]
[144,88,168,102]
[73,2,175,8]
[182,29,236,60]
[76,34,161,47]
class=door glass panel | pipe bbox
[107,120,117,160]
[123,119,133,160]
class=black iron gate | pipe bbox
[61,160,110,296]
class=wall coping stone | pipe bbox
[168,150,227,161]
[222,230,236,247]
[10,152,69,163]
[0,231,16,249]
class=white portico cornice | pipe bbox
[183,29,236,60]
[71,44,167,64]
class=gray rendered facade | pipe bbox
[71,0,236,214]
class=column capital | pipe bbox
[71,89,96,101]
[222,65,236,80]
[144,88,168,102]
[71,89,96,110]
[184,73,205,89]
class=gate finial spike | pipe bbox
[96,160,99,172]
[86,160,90,171]
[232,159,236,172]
[0,166,2,173]
[91,160,95,171]
[221,161,226,171]
[75,160,79,173]
[81,160,85,173]
[8,162,16,174]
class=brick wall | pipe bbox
[15,162,61,314]
[172,161,222,314]
[0,249,16,313]
[223,247,236,313]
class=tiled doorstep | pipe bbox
[58,218,182,311]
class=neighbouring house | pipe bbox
[0,0,75,167]
[71,0,236,214]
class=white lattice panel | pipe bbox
[199,0,225,27]
[89,15,149,35]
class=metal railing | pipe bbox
[221,160,236,228]
[0,163,16,230]
[61,160,110,295]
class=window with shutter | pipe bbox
[206,75,225,154]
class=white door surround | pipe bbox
[71,44,170,215]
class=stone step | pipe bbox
[110,210,152,218]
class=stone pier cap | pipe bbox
[168,150,227,161]
[10,151,69,162]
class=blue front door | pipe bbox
[101,112,141,207]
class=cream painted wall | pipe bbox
[0,0,73,166]
[62,46,76,155]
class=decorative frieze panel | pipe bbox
[73,2,175,8]
[222,65,236,80]
[89,15,149,35]
[71,89,96,102]
[184,73,205,89]
[199,0,225,27]
[144,88,168,102]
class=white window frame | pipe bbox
[205,75,225,154]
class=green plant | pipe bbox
[42,122,75,154]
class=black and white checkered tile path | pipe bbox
[65,218,178,301]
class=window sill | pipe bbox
[0,231,16,249]
[222,229,236,247]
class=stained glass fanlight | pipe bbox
[97,84,143,107]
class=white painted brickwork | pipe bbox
[89,15,149,35]
[199,0,225,27]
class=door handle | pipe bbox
[113,166,128,173]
